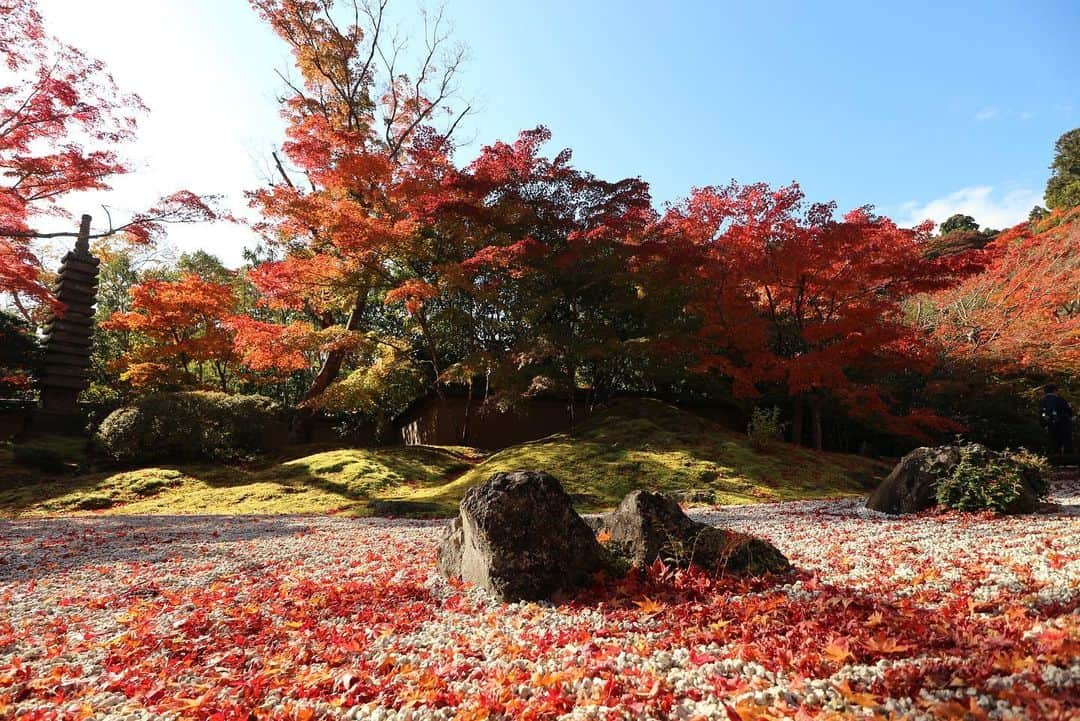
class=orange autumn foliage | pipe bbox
[244,0,467,403]
[920,206,1080,378]
[102,273,239,389]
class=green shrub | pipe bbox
[95,391,280,464]
[747,406,785,451]
[935,446,1050,514]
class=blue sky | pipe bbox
[37,0,1080,266]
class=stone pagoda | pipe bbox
[38,214,99,426]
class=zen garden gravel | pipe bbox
[1,479,1077,721]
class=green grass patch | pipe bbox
[0,400,885,518]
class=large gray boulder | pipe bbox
[597,490,790,575]
[866,445,962,514]
[437,470,612,601]
[866,442,1045,515]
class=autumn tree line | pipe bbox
[2,0,1078,452]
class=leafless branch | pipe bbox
[272,151,297,189]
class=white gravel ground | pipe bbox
[1,478,1077,720]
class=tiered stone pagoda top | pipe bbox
[39,214,99,414]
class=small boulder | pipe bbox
[866,445,963,514]
[597,490,789,575]
[437,470,611,601]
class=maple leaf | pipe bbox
[862,634,912,655]
[822,639,856,665]
[633,596,666,615]
[929,699,989,721]
[992,652,1036,674]
[731,700,780,721]
[834,679,879,708]
[723,704,744,721]
[633,679,661,698]
[911,568,942,584]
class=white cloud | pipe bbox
[32,0,285,268]
[897,186,1044,231]
[974,107,999,121]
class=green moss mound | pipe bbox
[429,399,883,512]
[1,399,884,518]
[0,445,477,517]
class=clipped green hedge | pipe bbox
[935,445,1050,514]
[95,391,280,464]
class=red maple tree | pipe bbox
[0,0,215,315]
[650,182,983,447]
[245,0,468,405]
[226,315,316,377]
[421,126,655,418]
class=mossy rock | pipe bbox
[74,495,116,511]
[598,490,790,575]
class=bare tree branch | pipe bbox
[272,151,297,189]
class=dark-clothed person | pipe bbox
[1040,384,1075,455]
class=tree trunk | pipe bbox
[791,394,804,447]
[810,399,824,452]
[414,308,442,387]
[460,379,474,445]
[290,289,368,442]
[300,290,368,404]
[566,360,578,434]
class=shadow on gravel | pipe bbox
[0,515,320,582]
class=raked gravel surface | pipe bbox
[1,477,1077,720]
